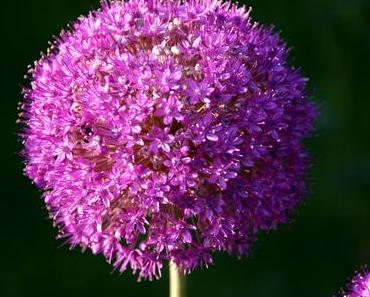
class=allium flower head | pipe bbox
[337,267,370,297]
[20,0,316,280]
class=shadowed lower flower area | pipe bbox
[19,0,316,280]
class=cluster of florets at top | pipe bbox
[20,0,316,280]
[336,267,370,297]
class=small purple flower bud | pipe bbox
[336,267,370,297]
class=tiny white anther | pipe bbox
[171,46,180,55]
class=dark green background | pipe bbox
[2,0,369,296]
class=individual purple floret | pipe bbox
[336,267,370,297]
[19,0,316,280]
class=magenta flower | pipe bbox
[336,267,370,297]
[19,0,316,280]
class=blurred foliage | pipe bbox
[2,0,369,296]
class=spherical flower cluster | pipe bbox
[337,267,370,297]
[20,0,316,280]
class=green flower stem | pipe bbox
[169,261,186,297]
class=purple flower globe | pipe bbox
[337,267,370,297]
[20,0,316,280]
